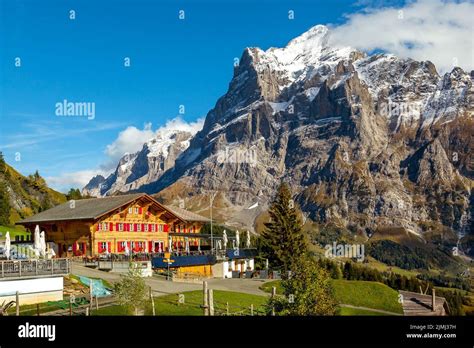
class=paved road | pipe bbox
[71,262,271,297]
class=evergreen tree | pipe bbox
[66,188,83,200]
[0,182,10,226]
[261,182,307,272]
[0,152,6,174]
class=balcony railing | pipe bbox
[0,258,70,279]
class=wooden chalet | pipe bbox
[17,193,210,257]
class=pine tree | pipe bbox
[0,182,11,226]
[261,182,307,272]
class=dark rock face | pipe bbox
[84,25,473,237]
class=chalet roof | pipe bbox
[399,290,449,316]
[17,193,208,224]
[163,205,210,223]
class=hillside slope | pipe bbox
[0,155,66,224]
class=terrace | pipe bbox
[0,258,70,280]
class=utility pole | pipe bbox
[210,191,217,255]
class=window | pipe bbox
[128,207,132,214]
[151,224,156,232]
[102,223,108,231]
[134,207,139,214]
[144,224,149,232]
[158,224,163,232]
[129,223,133,232]
[98,223,102,231]
[137,224,142,232]
[119,223,124,231]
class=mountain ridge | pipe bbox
[83,25,473,242]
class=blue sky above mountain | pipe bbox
[1,0,472,192]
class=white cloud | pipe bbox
[104,123,155,164]
[330,0,474,73]
[46,169,108,191]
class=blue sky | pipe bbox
[1,0,471,192]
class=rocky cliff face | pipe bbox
[84,25,473,238]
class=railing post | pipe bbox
[203,281,209,316]
[1,261,3,278]
[19,260,21,277]
[35,260,38,275]
[208,289,214,316]
[16,291,20,316]
[51,259,54,275]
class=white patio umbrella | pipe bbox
[216,240,222,250]
[185,237,190,253]
[124,241,130,255]
[246,231,251,249]
[39,231,47,258]
[235,230,240,249]
[168,236,173,252]
[4,231,11,260]
[34,225,41,257]
[197,238,201,252]
[222,230,228,250]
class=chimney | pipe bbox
[432,289,436,312]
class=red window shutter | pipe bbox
[164,224,169,232]
[125,224,129,232]
[141,223,145,231]
[139,207,143,214]
[148,224,152,232]
[109,223,113,231]
[95,224,99,232]
[117,242,122,252]
[134,224,137,232]
[98,242,102,253]
[148,241,152,252]
[107,242,111,252]
[115,223,119,231]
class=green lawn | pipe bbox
[337,306,390,316]
[0,225,29,240]
[260,280,283,294]
[92,290,268,316]
[259,279,403,315]
[332,280,403,314]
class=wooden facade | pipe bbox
[17,194,209,258]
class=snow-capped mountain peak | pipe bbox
[83,123,202,197]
